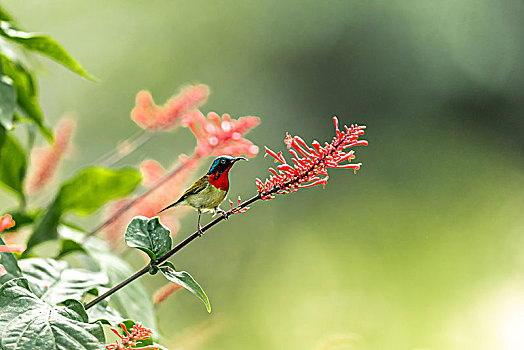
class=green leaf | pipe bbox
[0,132,27,200]
[57,238,86,258]
[0,54,52,139]
[85,299,125,326]
[159,261,211,312]
[56,167,141,215]
[0,75,15,130]
[18,258,109,305]
[26,167,141,252]
[0,21,96,81]
[0,278,105,349]
[59,227,157,331]
[0,236,22,285]
[25,200,61,253]
[125,216,172,262]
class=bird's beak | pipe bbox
[233,157,248,163]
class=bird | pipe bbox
[158,155,247,236]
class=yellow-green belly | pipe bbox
[184,184,227,210]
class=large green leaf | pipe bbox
[0,75,15,130]
[88,242,157,330]
[0,132,27,201]
[159,261,211,312]
[0,236,22,285]
[59,227,157,331]
[56,167,141,215]
[125,216,172,262]
[26,167,141,252]
[0,21,95,81]
[18,258,109,305]
[0,54,52,139]
[0,278,105,350]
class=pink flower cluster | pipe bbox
[256,117,367,199]
[183,110,259,157]
[131,85,209,131]
[25,118,75,194]
[106,322,158,350]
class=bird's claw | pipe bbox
[197,226,204,237]
[217,208,229,220]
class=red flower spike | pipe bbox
[105,322,158,350]
[256,117,367,199]
[229,196,249,215]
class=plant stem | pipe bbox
[94,130,153,167]
[84,193,262,310]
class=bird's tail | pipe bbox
[158,199,182,214]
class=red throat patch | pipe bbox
[209,169,230,191]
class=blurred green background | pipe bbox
[3,0,524,349]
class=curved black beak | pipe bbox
[233,157,248,163]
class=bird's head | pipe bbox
[207,155,247,177]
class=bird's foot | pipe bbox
[217,208,229,220]
[197,225,204,237]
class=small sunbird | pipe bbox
[159,155,247,235]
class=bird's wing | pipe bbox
[159,175,209,213]
[178,175,209,202]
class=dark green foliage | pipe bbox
[0,53,52,138]
[0,21,96,81]
[125,216,172,262]
[0,278,105,349]
[0,75,15,130]
[26,167,141,252]
[0,131,27,201]
[61,228,157,330]
[18,258,109,305]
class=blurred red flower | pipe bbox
[131,84,209,131]
[25,117,75,195]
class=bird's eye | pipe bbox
[220,159,226,164]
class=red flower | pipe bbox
[0,215,15,233]
[106,322,158,350]
[131,85,209,131]
[182,110,259,157]
[229,196,249,215]
[0,214,24,255]
[256,117,367,199]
